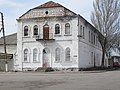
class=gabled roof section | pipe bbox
[18,1,77,20]
[0,33,17,45]
[33,1,62,9]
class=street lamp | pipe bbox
[0,12,7,72]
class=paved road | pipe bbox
[0,71,120,90]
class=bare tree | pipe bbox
[91,0,120,67]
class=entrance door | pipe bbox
[43,25,49,39]
[43,48,50,67]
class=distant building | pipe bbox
[15,1,103,71]
[108,47,120,67]
[0,33,17,71]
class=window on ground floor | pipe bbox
[33,48,38,62]
[55,48,60,62]
[24,49,29,62]
[65,47,70,61]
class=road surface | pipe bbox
[0,71,120,90]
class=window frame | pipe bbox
[33,25,39,36]
[65,47,71,62]
[33,48,38,62]
[80,25,82,36]
[83,27,85,39]
[91,32,93,44]
[55,48,60,62]
[89,31,91,42]
[55,24,60,35]
[23,49,29,62]
[65,23,71,35]
[23,26,29,37]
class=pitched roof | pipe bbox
[33,1,62,9]
[18,1,77,19]
[0,33,17,45]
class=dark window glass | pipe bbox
[55,24,60,34]
[24,26,28,36]
[33,25,38,35]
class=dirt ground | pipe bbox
[0,71,120,90]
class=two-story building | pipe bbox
[15,1,103,71]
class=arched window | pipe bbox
[55,48,60,61]
[33,48,38,62]
[24,26,28,36]
[24,49,28,62]
[65,23,70,35]
[55,24,60,34]
[65,47,70,61]
[33,25,38,35]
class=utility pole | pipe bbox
[0,12,8,72]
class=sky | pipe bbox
[0,0,94,36]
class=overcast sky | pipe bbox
[0,0,94,35]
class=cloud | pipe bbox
[0,0,24,7]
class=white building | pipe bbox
[16,1,103,71]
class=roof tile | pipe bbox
[33,1,62,9]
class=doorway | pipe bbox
[43,24,49,39]
[43,48,50,67]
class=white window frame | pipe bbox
[65,47,71,62]
[55,24,60,35]
[65,23,71,35]
[55,48,60,62]
[23,49,29,62]
[33,48,38,62]
[33,25,39,36]
[23,26,29,37]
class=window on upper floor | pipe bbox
[80,25,82,36]
[55,48,60,62]
[83,27,85,39]
[96,36,98,46]
[24,49,29,62]
[91,32,93,44]
[55,24,60,34]
[93,34,96,45]
[33,25,38,36]
[89,31,91,42]
[65,47,70,61]
[65,23,70,35]
[80,25,85,39]
[33,48,38,62]
[24,26,28,36]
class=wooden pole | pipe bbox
[0,12,8,72]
